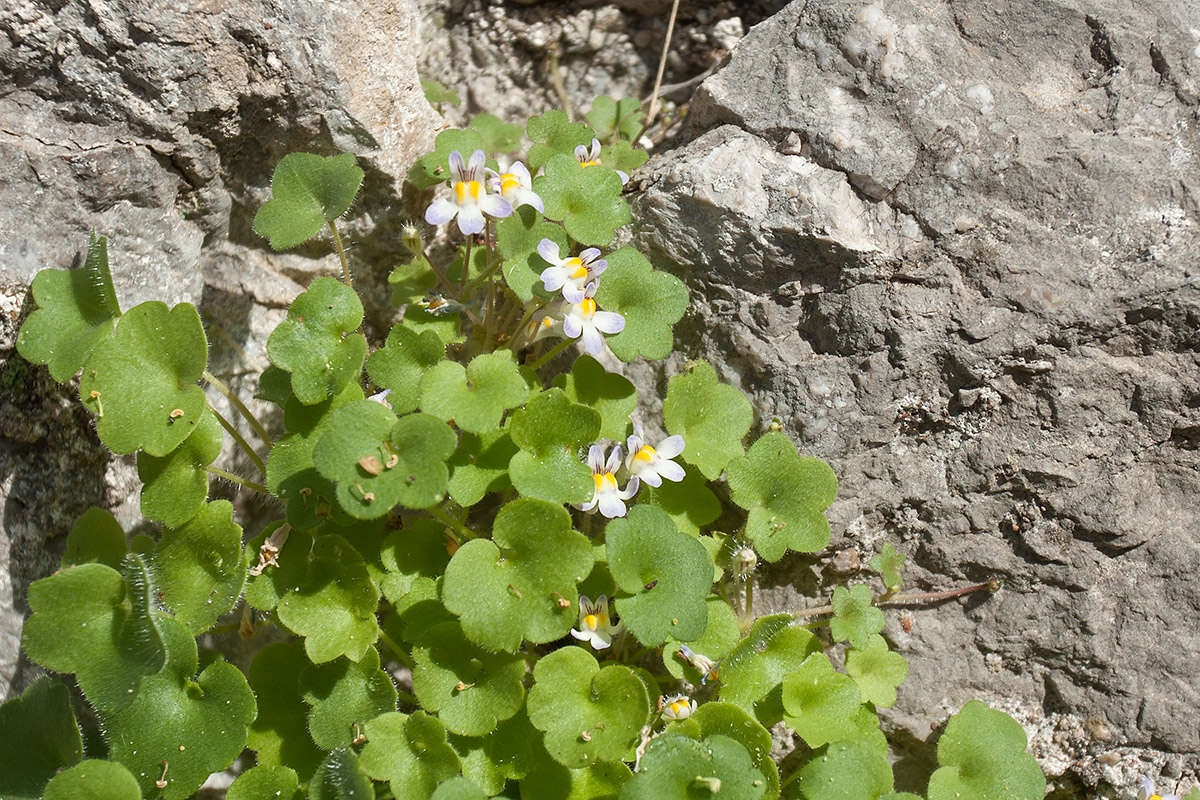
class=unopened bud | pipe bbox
[734,546,757,576]
[401,221,424,254]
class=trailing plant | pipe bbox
[5,97,1047,800]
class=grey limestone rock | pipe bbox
[630,0,1200,791]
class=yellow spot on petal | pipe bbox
[633,446,656,464]
[580,298,597,318]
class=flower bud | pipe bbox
[401,220,424,254]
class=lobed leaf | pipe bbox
[17,230,120,382]
[535,153,630,246]
[404,304,464,345]
[526,110,595,170]
[365,323,444,414]
[497,205,568,302]
[267,277,367,406]
[79,300,208,456]
[470,112,523,153]
[301,647,398,749]
[829,584,886,651]
[422,79,462,107]
[553,354,637,442]
[593,246,687,361]
[719,615,819,727]
[431,776,490,800]
[152,499,247,633]
[227,765,303,800]
[309,747,376,800]
[795,738,894,800]
[447,428,518,507]
[409,128,489,190]
[870,542,906,592]
[662,361,752,480]
[361,712,464,800]
[253,153,364,250]
[522,758,632,800]
[420,349,531,434]
[781,652,879,749]
[410,621,526,736]
[379,519,453,605]
[585,96,643,143]
[927,700,1046,800]
[725,432,837,561]
[508,388,600,504]
[527,647,649,768]
[442,499,593,651]
[388,256,438,307]
[136,407,222,527]
[607,505,712,647]
[845,635,908,709]
[619,734,766,800]
[41,760,141,800]
[643,468,721,536]
[247,639,326,781]
[451,710,538,793]
[61,507,126,570]
[0,677,83,799]
[692,703,779,799]
[600,139,649,174]
[663,596,740,683]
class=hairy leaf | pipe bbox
[719,615,819,727]
[535,153,630,246]
[508,389,600,504]
[593,247,687,362]
[421,350,530,434]
[41,760,141,800]
[136,407,222,527]
[927,701,1046,800]
[0,677,83,799]
[662,360,752,480]
[301,647,398,749]
[253,153,364,249]
[267,277,367,406]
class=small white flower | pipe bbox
[660,693,697,720]
[367,389,393,410]
[580,444,639,519]
[562,281,625,355]
[537,239,607,296]
[677,645,720,685]
[575,137,629,184]
[1138,776,1180,800]
[425,149,513,236]
[625,424,686,488]
[487,161,544,213]
[570,594,624,650]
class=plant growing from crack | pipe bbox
[4,96,1046,800]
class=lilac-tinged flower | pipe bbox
[580,444,639,518]
[562,281,624,355]
[659,693,697,720]
[367,389,393,410]
[570,594,624,649]
[487,161,544,213]
[575,138,629,184]
[537,239,607,296]
[1137,776,1179,800]
[625,424,686,488]
[677,645,720,685]
[425,149,512,235]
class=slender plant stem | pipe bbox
[327,220,352,288]
[378,629,416,670]
[646,0,682,126]
[529,337,574,371]
[547,45,572,120]
[496,294,522,339]
[203,370,271,445]
[503,300,547,352]
[461,253,504,297]
[204,465,270,495]
[420,247,457,294]
[426,505,479,541]
[208,402,267,475]
[792,580,1000,620]
[744,577,754,621]
[396,690,419,707]
[460,237,474,292]
[484,279,498,349]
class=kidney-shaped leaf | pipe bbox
[928,701,1046,800]
[360,712,462,800]
[593,247,688,362]
[268,277,367,406]
[782,653,879,749]
[719,615,819,728]
[508,388,600,505]
[153,500,247,634]
[41,760,141,800]
[420,350,530,434]
[619,734,766,800]
[253,153,364,249]
[662,360,752,480]
[301,646,398,749]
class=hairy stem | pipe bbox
[421,246,457,294]
[378,629,416,670]
[529,337,574,371]
[203,370,272,445]
[503,300,547,353]
[204,465,270,495]
[207,402,267,475]
[793,580,1001,620]
[460,237,474,293]
[328,220,352,288]
[426,505,479,542]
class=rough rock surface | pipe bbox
[0,0,437,698]
[628,0,1200,793]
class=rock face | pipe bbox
[630,0,1200,786]
[0,0,437,698]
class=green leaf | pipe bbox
[61,507,126,570]
[443,499,593,651]
[17,231,120,382]
[719,615,819,727]
[136,407,222,527]
[422,78,462,106]
[527,647,649,768]
[593,247,687,362]
[527,110,595,170]
[404,304,464,345]
[421,350,531,434]
[0,677,83,799]
[845,635,908,708]
[553,355,637,442]
[266,381,364,530]
[447,428,518,507]
[663,596,739,683]
[78,300,207,456]
[41,760,142,800]
[661,361,752,480]
[497,205,569,302]
[310,747,376,800]
[410,620,526,736]
[585,96,643,142]
[781,653,879,749]
[869,542,906,592]
[409,128,489,190]
[692,703,778,800]
[928,701,1046,800]
[257,364,295,406]
[366,323,445,414]
[828,584,885,650]
[535,153,630,246]
[268,277,367,406]
[253,153,364,249]
[643,468,721,536]
[22,557,165,714]
[431,776,490,800]
[470,112,523,152]
[247,640,326,781]
[302,647,398,749]
[359,712,460,799]
[378,519,452,605]
[599,140,649,174]
[607,505,712,647]
[508,388,600,505]
[105,619,257,800]
[726,432,837,561]
[796,738,894,800]
[389,256,439,306]
[620,734,766,800]
[227,765,303,800]
[277,534,380,663]
[451,710,538,793]
[313,402,456,517]
[523,759,632,800]
[152,500,247,633]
